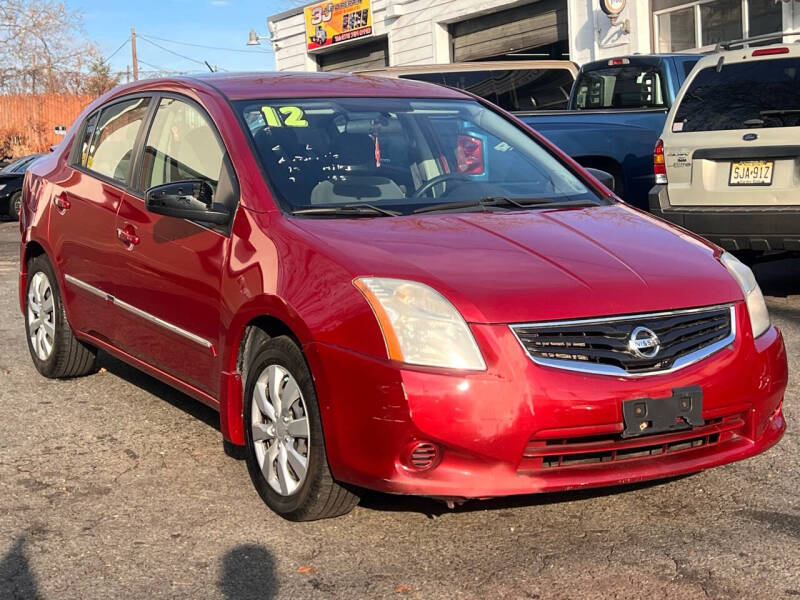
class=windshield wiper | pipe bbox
[413,196,599,214]
[291,203,400,217]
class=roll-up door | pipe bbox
[317,38,389,72]
[451,0,568,62]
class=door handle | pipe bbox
[53,193,71,212]
[116,225,140,247]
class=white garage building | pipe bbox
[265,0,800,72]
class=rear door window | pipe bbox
[401,69,576,111]
[673,57,800,132]
[574,65,666,109]
[77,112,99,168]
[83,97,151,185]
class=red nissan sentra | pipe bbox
[19,73,786,521]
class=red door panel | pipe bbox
[111,197,226,396]
[48,170,122,342]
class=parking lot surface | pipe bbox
[0,219,798,599]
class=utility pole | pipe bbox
[131,28,139,81]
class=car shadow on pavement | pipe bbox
[358,475,692,518]
[0,535,40,600]
[754,257,800,298]
[96,351,221,434]
[217,544,278,600]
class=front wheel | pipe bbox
[243,335,359,521]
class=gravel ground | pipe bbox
[0,219,798,600]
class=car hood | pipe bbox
[290,204,743,324]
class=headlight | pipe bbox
[354,277,486,370]
[0,184,6,192]
[721,252,770,338]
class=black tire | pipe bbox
[10,191,22,219]
[25,255,97,378]
[243,334,359,521]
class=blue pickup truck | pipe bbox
[367,54,702,210]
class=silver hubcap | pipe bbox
[27,271,55,361]
[13,196,22,215]
[251,364,310,496]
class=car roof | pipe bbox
[98,71,470,104]
[690,42,800,70]
[357,60,579,77]
[184,71,470,101]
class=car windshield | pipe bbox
[573,65,666,110]
[673,57,800,132]
[237,97,600,215]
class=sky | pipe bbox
[67,0,303,78]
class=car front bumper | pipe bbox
[649,184,800,252]
[307,303,787,499]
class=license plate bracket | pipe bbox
[729,160,774,186]
[621,386,704,439]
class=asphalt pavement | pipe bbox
[0,219,798,599]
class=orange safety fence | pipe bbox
[0,93,95,159]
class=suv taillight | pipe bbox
[457,135,485,175]
[654,139,667,184]
[752,47,789,57]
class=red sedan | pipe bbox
[19,73,786,520]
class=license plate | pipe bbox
[729,160,774,186]
[621,386,704,438]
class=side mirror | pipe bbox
[585,168,616,193]
[145,180,230,225]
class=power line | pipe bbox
[137,35,208,66]
[138,32,272,54]
[136,58,186,74]
[102,38,130,64]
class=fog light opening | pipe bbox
[403,441,442,472]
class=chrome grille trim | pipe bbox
[510,304,736,378]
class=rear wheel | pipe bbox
[25,256,97,378]
[243,334,359,521]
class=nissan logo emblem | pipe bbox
[628,327,661,359]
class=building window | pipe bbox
[749,0,784,36]
[657,8,696,52]
[699,0,742,47]
[654,0,784,52]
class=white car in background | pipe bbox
[650,39,800,258]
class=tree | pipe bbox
[83,58,120,97]
[0,0,98,94]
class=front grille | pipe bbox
[511,305,735,376]
[519,414,745,471]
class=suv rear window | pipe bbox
[399,69,575,111]
[673,57,800,132]
[573,65,666,109]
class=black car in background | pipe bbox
[0,154,42,219]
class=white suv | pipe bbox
[649,41,800,255]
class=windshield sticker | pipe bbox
[260,106,310,128]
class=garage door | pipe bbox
[451,0,568,62]
[317,38,389,72]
